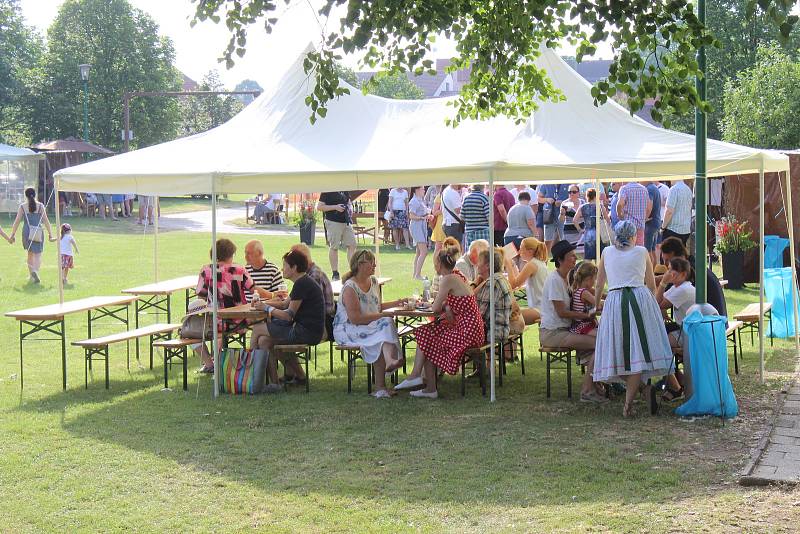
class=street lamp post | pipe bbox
[79,64,91,142]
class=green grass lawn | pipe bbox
[1,216,799,532]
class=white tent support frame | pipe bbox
[759,164,765,383]
[785,171,800,360]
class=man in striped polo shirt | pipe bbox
[615,181,652,246]
[462,184,490,250]
[244,239,284,302]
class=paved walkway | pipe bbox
[742,382,800,485]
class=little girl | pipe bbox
[569,261,598,336]
[60,223,78,284]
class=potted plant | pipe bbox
[293,200,317,246]
[715,215,757,289]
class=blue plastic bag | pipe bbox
[764,267,799,338]
[675,311,738,419]
[764,235,790,269]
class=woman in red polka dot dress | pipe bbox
[395,245,485,398]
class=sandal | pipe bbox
[662,387,684,402]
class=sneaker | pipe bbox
[332,270,340,281]
[580,392,609,404]
[409,389,438,399]
[31,271,40,284]
[394,376,424,390]
[372,389,392,399]
[264,383,283,394]
[197,364,214,374]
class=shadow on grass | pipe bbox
[14,362,718,509]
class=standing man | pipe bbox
[609,182,621,227]
[616,181,651,246]
[461,184,490,251]
[317,190,357,281]
[644,182,662,266]
[441,183,464,243]
[493,184,516,246]
[661,179,693,245]
[537,183,570,253]
[244,239,284,302]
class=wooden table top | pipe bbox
[383,306,436,318]
[5,295,140,321]
[121,275,198,296]
[332,276,392,295]
[353,212,376,219]
[215,303,268,321]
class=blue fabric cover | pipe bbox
[675,311,739,419]
[764,235,790,269]
[764,267,799,338]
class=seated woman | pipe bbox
[655,257,695,401]
[505,237,548,325]
[395,245,485,398]
[250,250,325,393]
[473,247,524,361]
[333,250,407,399]
[194,238,255,373]
[431,236,463,297]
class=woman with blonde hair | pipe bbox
[333,250,407,398]
[504,237,548,324]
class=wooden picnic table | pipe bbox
[216,303,269,321]
[122,275,198,361]
[5,295,139,390]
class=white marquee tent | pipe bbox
[0,143,44,213]
[53,44,797,399]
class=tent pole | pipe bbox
[154,197,159,283]
[759,162,765,384]
[374,190,380,277]
[55,177,63,305]
[211,179,219,399]
[694,0,708,305]
[784,170,800,358]
[489,174,496,403]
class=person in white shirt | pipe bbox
[59,223,79,284]
[656,256,695,401]
[441,184,464,243]
[661,180,693,244]
[388,187,412,250]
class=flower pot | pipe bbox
[722,250,745,290]
[299,220,316,246]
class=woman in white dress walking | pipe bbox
[594,220,673,417]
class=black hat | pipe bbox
[550,240,576,263]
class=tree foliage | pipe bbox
[0,0,42,145]
[721,44,800,149]
[28,0,182,150]
[191,0,798,126]
[179,70,244,137]
[663,0,800,138]
[363,71,424,100]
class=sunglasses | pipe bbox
[569,190,579,194]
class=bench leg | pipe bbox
[366,357,372,395]
[461,359,466,397]
[164,348,169,389]
[305,348,310,393]
[566,352,572,399]
[329,341,334,374]
[546,353,551,398]
[520,337,526,376]
[182,347,188,391]
[104,346,109,389]
[85,348,89,389]
[347,351,353,394]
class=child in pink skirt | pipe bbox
[570,262,598,336]
[60,223,78,284]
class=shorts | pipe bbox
[543,219,565,241]
[644,225,660,251]
[61,255,74,269]
[97,194,112,206]
[267,319,322,345]
[139,196,155,208]
[324,219,356,248]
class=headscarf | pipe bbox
[614,220,637,249]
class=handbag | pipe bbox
[598,214,614,244]
[541,202,557,225]
[178,312,213,340]
[442,202,465,233]
[218,348,268,394]
[24,208,44,243]
[383,210,393,221]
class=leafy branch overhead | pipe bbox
[191,0,799,127]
